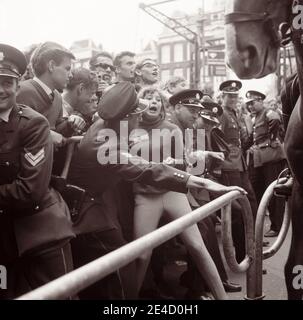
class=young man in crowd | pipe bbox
[17,41,86,146]
[134,58,160,90]
[62,67,98,132]
[89,51,115,98]
[114,51,136,82]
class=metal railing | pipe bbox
[249,177,291,300]
[17,190,254,300]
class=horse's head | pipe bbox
[225,0,292,79]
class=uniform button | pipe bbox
[18,110,23,115]
[174,173,177,176]
[181,175,184,178]
[0,209,3,214]
[91,198,95,201]
[35,205,40,210]
[5,161,10,166]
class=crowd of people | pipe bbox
[0,41,286,300]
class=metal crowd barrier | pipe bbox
[17,190,254,300]
[249,177,291,300]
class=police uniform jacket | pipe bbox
[247,108,285,167]
[67,118,190,235]
[0,104,74,259]
[220,108,246,171]
[251,109,281,145]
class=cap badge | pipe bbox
[0,52,4,62]
[196,93,200,99]
[231,82,236,87]
[213,107,218,113]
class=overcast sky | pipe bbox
[0,0,279,96]
[0,0,212,53]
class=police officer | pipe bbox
[245,90,286,237]
[0,43,74,299]
[219,80,258,262]
[168,90,241,297]
[67,82,246,300]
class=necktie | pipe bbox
[49,91,55,102]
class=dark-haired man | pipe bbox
[114,51,136,82]
[62,67,98,131]
[89,51,115,96]
[17,41,86,146]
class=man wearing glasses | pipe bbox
[134,58,160,90]
[89,51,115,97]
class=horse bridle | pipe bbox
[225,0,274,24]
[225,0,292,47]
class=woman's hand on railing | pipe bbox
[187,176,247,195]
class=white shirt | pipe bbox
[0,107,13,122]
[33,77,53,97]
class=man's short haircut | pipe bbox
[66,67,98,91]
[164,76,186,90]
[89,51,113,68]
[31,42,75,77]
[113,51,136,67]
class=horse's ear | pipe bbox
[278,22,292,47]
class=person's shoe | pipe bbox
[263,240,270,247]
[264,230,279,237]
[222,281,242,292]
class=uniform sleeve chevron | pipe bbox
[24,148,45,166]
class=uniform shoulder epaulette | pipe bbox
[16,104,46,120]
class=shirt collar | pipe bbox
[0,107,13,123]
[33,77,53,96]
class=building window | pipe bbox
[173,43,184,62]
[161,45,170,64]
[161,69,170,82]
[186,68,191,82]
[173,68,184,77]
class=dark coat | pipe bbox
[220,108,246,171]
[17,79,73,137]
[0,105,74,260]
[67,118,190,235]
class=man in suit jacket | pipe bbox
[17,41,86,147]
